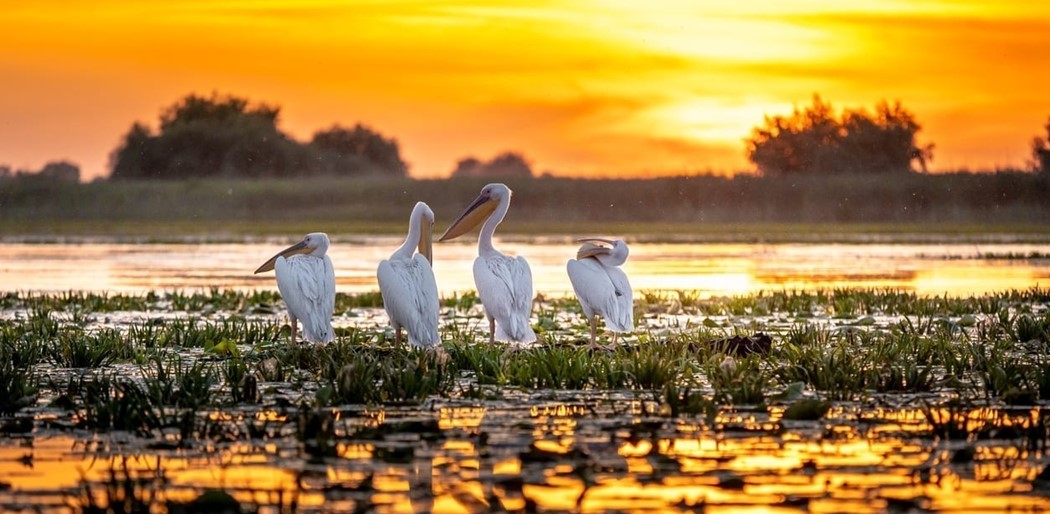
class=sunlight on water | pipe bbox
[2,403,1049,513]
[0,240,1047,296]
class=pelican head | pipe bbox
[576,238,629,267]
[413,202,435,264]
[439,183,511,241]
[254,232,330,274]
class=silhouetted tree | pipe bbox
[110,93,305,179]
[0,161,80,182]
[1031,116,1050,175]
[37,161,80,182]
[309,124,408,176]
[451,157,483,177]
[746,95,933,176]
[450,152,533,178]
[109,93,408,180]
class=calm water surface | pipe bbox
[3,238,1050,513]
[3,402,1049,513]
[1,239,1048,296]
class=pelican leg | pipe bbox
[588,316,614,352]
[488,317,496,345]
[589,316,598,346]
[290,317,299,345]
[395,326,403,347]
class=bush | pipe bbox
[1030,116,1050,176]
[108,93,406,180]
[746,95,933,176]
[450,151,533,178]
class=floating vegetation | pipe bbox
[0,287,1049,512]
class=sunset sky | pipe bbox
[2,0,1049,180]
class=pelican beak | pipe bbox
[577,242,613,260]
[439,193,498,241]
[419,220,434,265]
[576,237,616,245]
[254,240,310,274]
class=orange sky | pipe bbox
[2,0,1049,180]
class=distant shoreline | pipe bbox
[2,221,1049,245]
[2,175,1048,243]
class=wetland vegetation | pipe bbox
[2,287,1050,512]
[2,174,1050,242]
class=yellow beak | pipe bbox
[439,194,498,242]
[254,240,310,274]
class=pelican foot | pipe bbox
[586,341,616,352]
[428,346,450,365]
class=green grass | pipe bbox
[1,287,1049,443]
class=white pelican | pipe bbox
[439,183,536,344]
[566,238,633,348]
[377,202,440,348]
[254,232,335,344]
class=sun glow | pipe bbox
[1,0,1047,179]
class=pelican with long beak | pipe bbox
[254,232,335,344]
[377,202,440,348]
[566,238,633,348]
[439,183,536,344]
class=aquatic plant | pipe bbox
[47,327,128,368]
[0,360,36,414]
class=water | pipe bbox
[1,239,1048,296]
[3,238,1050,513]
[4,401,1050,513]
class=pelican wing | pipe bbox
[474,254,536,343]
[377,254,440,348]
[275,254,335,343]
[603,266,634,333]
[567,257,612,320]
[566,258,633,333]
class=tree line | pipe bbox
[4,92,1050,181]
[0,161,80,183]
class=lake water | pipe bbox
[1,239,1048,297]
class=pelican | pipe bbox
[566,238,633,348]
[439,183,536,344]
[254,232,335,344]
[377,202,440,348]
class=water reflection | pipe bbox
[3,400,1050,513]
[0,240,1047,296]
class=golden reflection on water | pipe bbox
[0,241,1047,297]
[3,404,1050,512]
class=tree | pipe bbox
[110,93,305,179]
[0,161,80,182]
[309,124,408,176]
[37,160,80,182]
[1031,117,1050,175]
[451,157,483,177]
[109,93,411,180]
[450,151,533,178]
[746,95,933,176]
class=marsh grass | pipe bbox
[4,175,1050,237]
[0,287,1044,514]
[0,360,36,414]
[48,327,130,368]
[1,288,1049,440]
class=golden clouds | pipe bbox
[0,1,1047,178]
